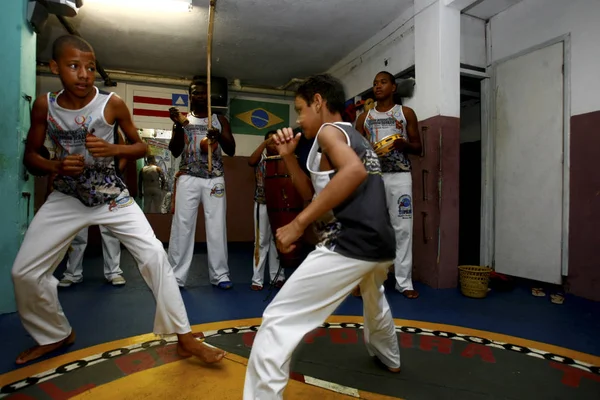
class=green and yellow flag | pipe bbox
[230,99,289,135]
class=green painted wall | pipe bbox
[0,0,36,314]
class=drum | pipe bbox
[372,133,403,157]
[264,155,305,268]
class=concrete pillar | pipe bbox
[405,0,461,289]
[0,0,36,313]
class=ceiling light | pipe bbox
[85,0,192,13]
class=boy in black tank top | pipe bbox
[11,35,225,365]
[244,75,400,399]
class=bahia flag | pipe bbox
[132,89,189,125]
[230,99,289,135]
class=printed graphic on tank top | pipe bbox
[179,115,224,179]
[46,87,128,207]
[306,122,396,262]
[364,104,411,172]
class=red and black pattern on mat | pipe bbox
[1,323,599,400]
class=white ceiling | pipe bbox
[36,0,412,87]
[462,0,524,20]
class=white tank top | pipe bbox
[364,104,411,172]
[47,87,128,207]
[179,114,224,178]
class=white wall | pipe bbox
[461,14,486,68]
[36,75,297,156]
[489,0,600,116]
[328,4,486,101]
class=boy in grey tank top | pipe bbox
[244,75,400,399]
[11,35,225,365]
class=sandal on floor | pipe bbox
[550,292,565,304]
[401,290,419,299]
[532,287,546,297]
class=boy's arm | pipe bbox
[395,106,422,155]
[213,115,236,157]
[24,95,83,176]
[169,123,185,158]
[276,125,367,250]
[87,95,147,160]
[248,139,269,167]
[355,111,369,140]
[272,129,314,202]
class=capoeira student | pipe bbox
[356,71,422,299]
[168,79,236,289]
[248,130,285,291]
[11,34,225,365]
[244,74,400,399]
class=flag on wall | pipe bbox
[133,90,189,120]
[230,99,289,135]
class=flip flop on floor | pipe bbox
[550,292,565,304]
[402,290,419,299]
[532,287,546,297]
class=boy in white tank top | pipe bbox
[244,74,400,399]
[356,71,423,299]
[11,35,225,365]
[168,79,236,289]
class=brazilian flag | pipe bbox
[230,99,289,135]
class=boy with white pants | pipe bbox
[59,225,126,287]
[248,131,284,291]
[356,71,423,299]
[12,35,225,365]
[167,79,236,289]
[244,74,400,399]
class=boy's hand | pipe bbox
[276,219,304,254]
[59,155,85,176]
[86,135,117,157]
[207,128,220,141]
[273,127,301,156]
[169,107,187,125]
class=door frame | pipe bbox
[480,34,571,276]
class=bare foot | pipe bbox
[351,286,361,297]
[402,289,419,299]
[177,333,226,364]
[16,331,76,365]
[373,356,401,373]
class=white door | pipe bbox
[493,42,564,284]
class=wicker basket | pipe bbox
[458,265,492,298]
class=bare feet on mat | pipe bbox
[402,289,419,299]
[351,286,361,297]
[177,333,226,364]
[373,356,401,373]
[15,330,76,365]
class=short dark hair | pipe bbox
[295,74,346,115]
[52,35,94,61]
[265,130,276,140]
[376,71,397,86]
[189,78,207,93]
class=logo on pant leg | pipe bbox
[210,183,225,198]
[398,194,412,219]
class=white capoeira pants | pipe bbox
[244,246,400,400]
[168,174,229,286]
[11,191,191,346]
[382,172,414,292]
[62,225,123,282]
[252,202,283,287]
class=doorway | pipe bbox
[458,75,483,266]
